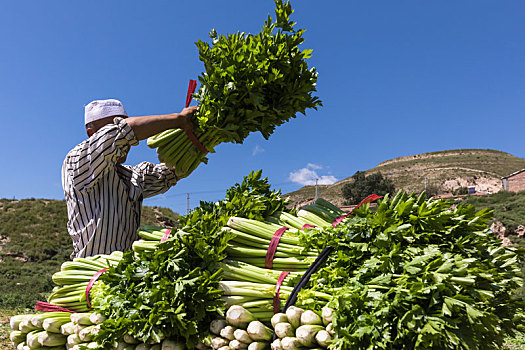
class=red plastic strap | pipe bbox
[332,213,350,227]
[301,224,316,231]
[185,80,197,108]
[356,194,384,209]
[265,227,289,269]
[273,271,290,313]
[332,194,384,227]
[86,269,106,309]
[160,228,172,243]
[35,301,75,313]
[184,129,209,154]
[183,79,208,154]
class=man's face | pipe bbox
[86,116,129,164]
[85,116,117,137]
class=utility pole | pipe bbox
[315,178,319,201]
[187,193,190,215]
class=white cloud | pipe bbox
[289,165,338,186]
[289,168,318,185]
[252,145,265,156]
[306,163,322,170]
[317,175,338,185]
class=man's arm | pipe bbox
[124,106,197,141]
[132,162,179,199]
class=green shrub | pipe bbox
[462,191,525,231]
[342,171,396,205]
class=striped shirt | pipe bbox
[62,117,177,258]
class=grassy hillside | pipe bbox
[0,198,179,310]
[285,149,525,206]
[462,191,525,242]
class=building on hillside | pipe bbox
[501,169,525,192]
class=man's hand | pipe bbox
[174,106,198,132]
[169,165,188,181]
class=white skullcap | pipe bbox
[84,99,127,125]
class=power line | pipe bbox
[158,181,299,199]
[159,189,225,199]
[145,176,349,202]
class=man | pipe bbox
[62,99,196,258]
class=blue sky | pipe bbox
[1,1,524,215]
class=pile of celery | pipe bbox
[8,172,345,349]
[9,168,525,350]
[132,197,344,323]
[46,252,123,313]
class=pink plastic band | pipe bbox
[86,269,106,309]
[273,271,290,313]
[332,194,384,227]
[356,194,383,208]
[184,129,209,154]
[301,224,316,231]
[160,228,172,243]
[185,80,197,108]
[183,79,209,155]
[265,227,289,269]
[332,213,351,227]
[35,301,75,313]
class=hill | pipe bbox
[285,149,525,206]
[0,198,179,309]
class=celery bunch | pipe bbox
[47,251,123,312]
[147,0,321,178]
[296,191,525,349]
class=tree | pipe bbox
[342,171,396,205]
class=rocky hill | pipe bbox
[285,149,525,206]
